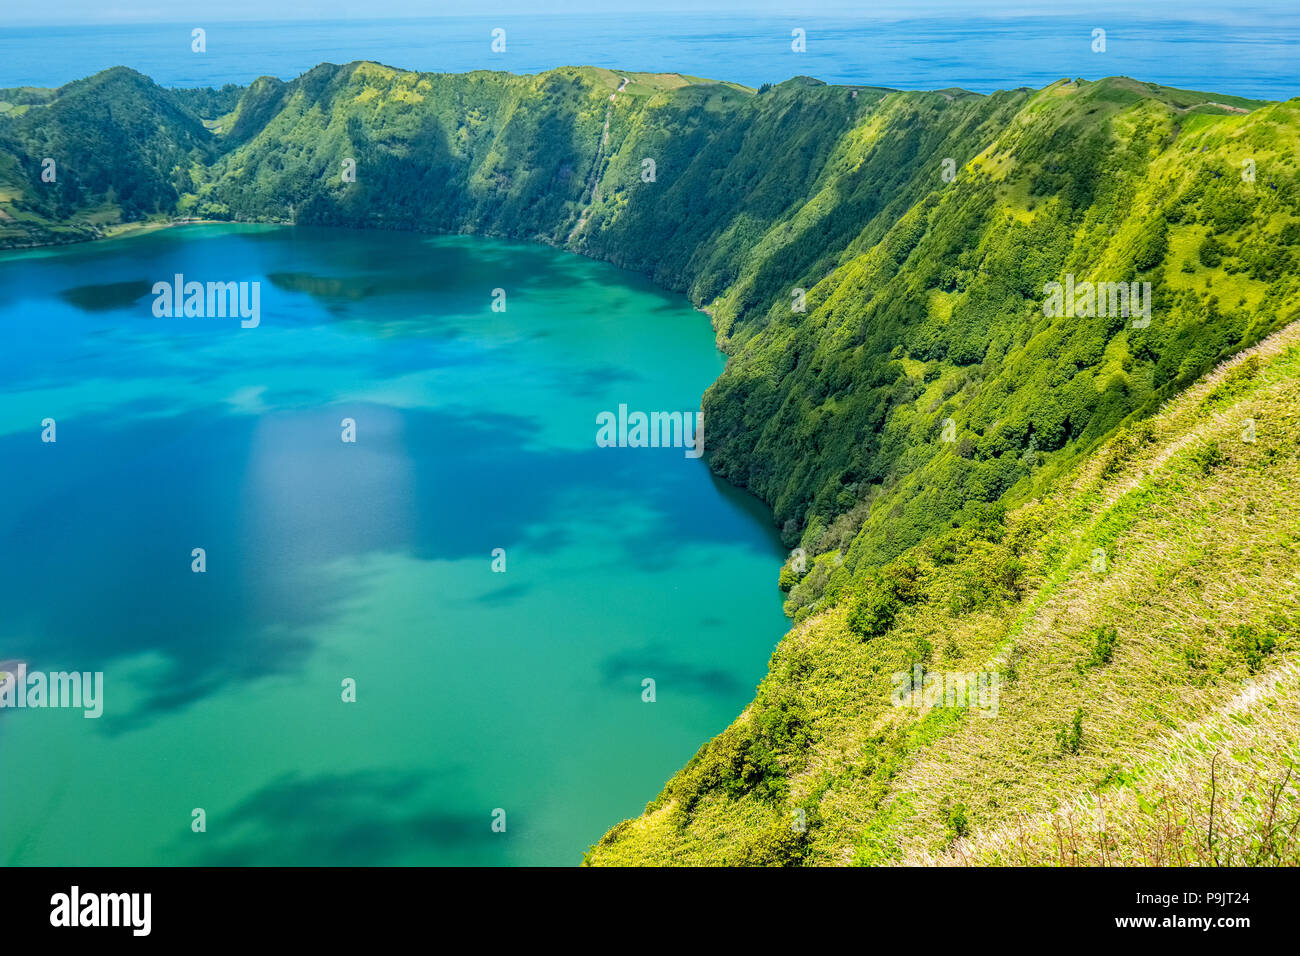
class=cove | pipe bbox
[0,223,788,866]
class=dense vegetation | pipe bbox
[2,63,1297,865]
[0,68,215,244]
[589,322,1300,864]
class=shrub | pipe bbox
[1198,233,1224,267]
[784,556,832,616]
[847,559,923,639]
[945,801,970,840]
[1205,354,1261,405]
[687,691,814,807]
[736,816,813,866]
[994,554,1026,598]
[1190,440,1224,475]
[847,579,902,639]
[1084,625,1119,667]
[1230,624,1276,674]
[1056,708,1084,755]
[1132,214,1168,271]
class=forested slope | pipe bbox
[0,67,215,246]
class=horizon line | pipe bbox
[0,7,1287,28]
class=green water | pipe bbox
[0,224,788,866]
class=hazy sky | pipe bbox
[1,0,1286,26]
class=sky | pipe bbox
[1,0,1291,26]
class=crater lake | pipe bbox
[0,223,789,866]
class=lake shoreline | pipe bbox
[0,224,792,865]
[8,214,740,352]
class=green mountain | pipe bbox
[0,67,216,246]
[2,62,1297,865]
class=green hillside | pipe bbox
[1,62,1296,865]
[588,319,1300,865]
[0,67,216,246]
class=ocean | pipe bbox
[0,13,1297,99]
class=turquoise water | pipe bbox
[0,224,789,865]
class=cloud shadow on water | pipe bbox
[0,226,783,730]
[599,644,745,699]
[182,768,502,866]
[57,279,155,313]
[0,392,778,727]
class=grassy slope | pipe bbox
[588,319,1300,865]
